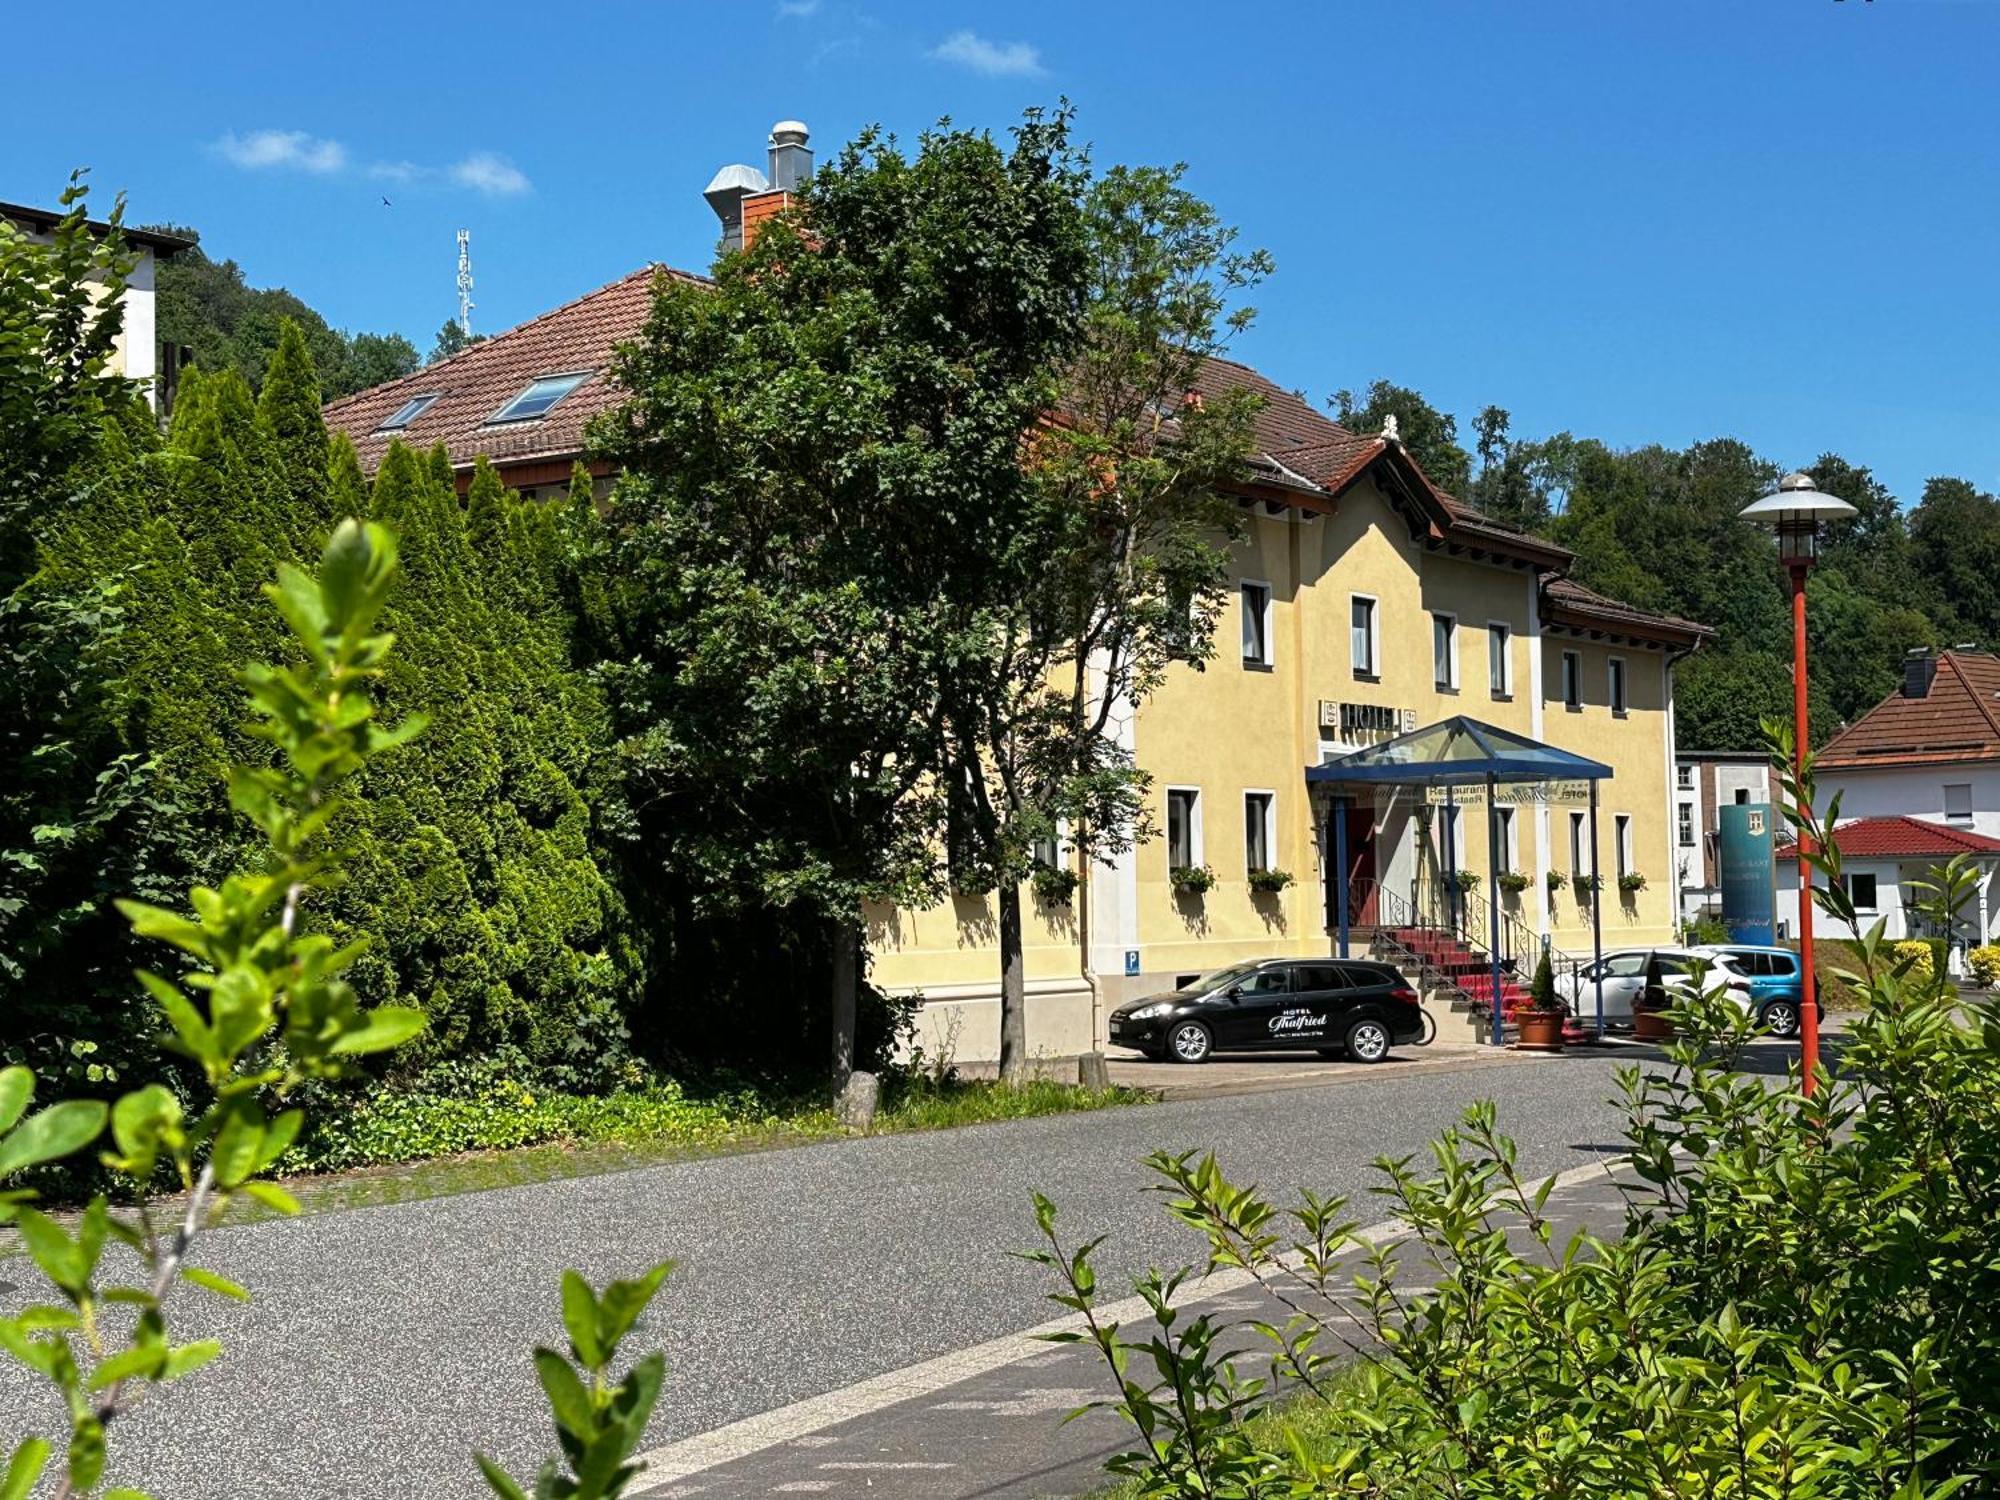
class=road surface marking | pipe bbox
[627,1153,1624,1493]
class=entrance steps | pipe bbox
[1364,925,1533,1045]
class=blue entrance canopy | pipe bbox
[1305,714,1612,788]
[1305,714,1612,1046]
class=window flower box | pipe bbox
[1170,864,1216,897]
[1247,868,1294,895]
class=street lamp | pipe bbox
[1740,472,1856,1098]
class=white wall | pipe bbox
[1818,763,2000,842]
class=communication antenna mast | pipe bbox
[455,229,475,337]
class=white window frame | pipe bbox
[1562,650,1582,710]
[1432,611,1458,691]
[1350,594,1379,678]
[1166,786,1204,870]
[1614,814,1633,878]
[1608,655,1628,716]
[1677,764,1694,790]
[1242,789,1277,874]
[1569,810,1588,874]
[1487,621,1511,699]
[1678,801,1696,848]
[1239,580,1274,668]
[1495,805,1517,872]
[1945,783,1973,826]
[1842,871,1879,913]
[375,392,439,432]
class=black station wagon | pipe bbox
[1107,958,1427,1065]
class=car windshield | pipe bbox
[1184,962,1260,993]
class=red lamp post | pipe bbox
[1740,473,1856,1098]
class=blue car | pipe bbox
[1693,944,1821,1039]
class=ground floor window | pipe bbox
[1495,805,1516,870]
[1243,791,1275,872]
[1569,809,1588,874]
[1615,814,1633,878]
[1841,871,1879,912]
[1167,788,1201,869]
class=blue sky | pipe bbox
[7,1,1995,504]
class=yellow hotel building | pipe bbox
[324,183,1710,1067]
[866,361,1711,1061]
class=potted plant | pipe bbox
[1444,869,1481,894]
[1247,868,1294,896]
[1513,949,1566,1052]
[1545,867,1566,899]
[1633,949,1673,1040]
[1032,864,1079,906]
[1618,871,1648,895]
[1571,871,1602,900]
[1498,870,1531,896]
[1170,864,1216,897]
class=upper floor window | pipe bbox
[1561,650,1582,710]
[1432,613,1458,691]
[1350,596,1378,678]
[376,393,439,432]
[1609,656,1628,716]
[1487,623,1510,698]
[1677,764,1694,790]
[1240,582,1272,668]
[488,371,589,424]
[1167,788,1202,869]
[1946,783,1974,825]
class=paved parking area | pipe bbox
[1100,1041,1547,1099]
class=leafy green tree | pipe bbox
[429,320,487,365]
[1331,379,1471,495]
[941,163,1267,1077]
[148,226,418,398]
[594,111,1093,1091]
[1911,475,2000,649]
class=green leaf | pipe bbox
[0,1438,49,1500]
[560,1271,605,1368]
[241,1181,300,1216]
[161,1340,222,1380]
[327,1005,427,1056]
[532,1348,596,1441]
[0,1100,107,1179]
[0,1069,32,1135]
[66,1417,105,1494]
[208,1100,266,1189]
[12,1210,84,1296]
[474,1454,531,1500]
[182,1267,251,1302]
[595,1261,673,1354]
[88,1344,167,1390]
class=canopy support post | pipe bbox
[1590,779,1606,1039]
[1488,772,1504,1047]
[1441,794,1457,936]
[1333,795,1351,959]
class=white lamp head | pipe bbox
[1740,472,1857,565]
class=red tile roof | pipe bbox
[321,264,705,477]
[321,261,1707,646]
[1815,651,2000,770]
[1777,815,2000,861]
[1542,577,1715,645]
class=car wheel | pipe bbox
[1167,1020,1213,1064]
[1345,1018,1391,1064]
[1760,999,1802,1040]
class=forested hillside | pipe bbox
[1337,381,1992,751]
[143,224,420,397]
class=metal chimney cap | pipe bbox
[704,163,770,197]
[769,119,810,144]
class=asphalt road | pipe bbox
[0,1049,1645,1498]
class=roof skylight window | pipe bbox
[376,393,439,432]
[488,372,589,424]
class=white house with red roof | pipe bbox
[1777,647,2000,962]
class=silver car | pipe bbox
[1556,947,1753,1022]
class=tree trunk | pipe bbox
[829,913,858,1095]
[997,878,1027,1083]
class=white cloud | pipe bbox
[450,152,532,196]
[929,29,1044,77]
[216,129,347,174]
[776,0,822,15]
[366,160,426,184]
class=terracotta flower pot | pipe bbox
[1633,1008,1674,1041]
[1513,1009,1566,1052]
